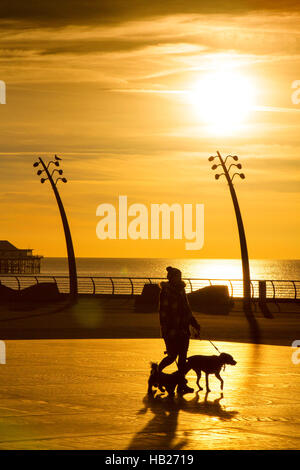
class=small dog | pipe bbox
[147,362,187,397]
[185,353,237,392]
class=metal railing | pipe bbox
[0,275,299,300]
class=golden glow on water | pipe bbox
[41,258,300,280]
[193,259,243,280]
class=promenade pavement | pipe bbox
[0,338,299,450]
[0,296,299,345]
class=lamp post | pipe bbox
[209,151,260,342]
[33,155,78,298]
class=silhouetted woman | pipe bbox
[158,266,201,395]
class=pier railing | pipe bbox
[0,275,299,300]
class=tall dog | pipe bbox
[185,353,237,392]
[147,362,187,397]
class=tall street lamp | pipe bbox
[33,155,78,298]
[209,151,260,343]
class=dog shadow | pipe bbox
[178,391,238,421]
[127,391,238,450]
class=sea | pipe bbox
[40,258,300,280]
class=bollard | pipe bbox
[258,280,273,318]
[259,280,267,302]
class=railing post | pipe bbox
[110,277,115,295]
[91,277,96,295]
[229,280,233,297]
[129,278,134,296]
[292,281,297,300]
[250,281,254,299]
[15,276,20,290]
[270,280,276,299]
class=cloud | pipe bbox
[1,12,300,59]
[1,1,300,28]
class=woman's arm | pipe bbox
[159,288,169,336]
[183,291,201,334]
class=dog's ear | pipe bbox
[150,362,158,370]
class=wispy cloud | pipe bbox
[1,1,300,26]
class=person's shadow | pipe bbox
[127,392,238,450]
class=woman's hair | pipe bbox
[166,266,182,279]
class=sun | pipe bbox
[190,70,255,135]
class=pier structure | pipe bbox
[0,240,42,274]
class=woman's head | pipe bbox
[166,266,182,283]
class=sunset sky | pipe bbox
[0,1,299,258]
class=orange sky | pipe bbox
[0,2,299,258]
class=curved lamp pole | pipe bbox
[33,155,78,298]
[209,151,260,343]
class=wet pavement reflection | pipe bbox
[0,339,299,449]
